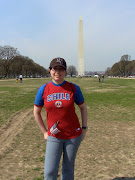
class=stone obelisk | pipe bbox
[78,16,84,76]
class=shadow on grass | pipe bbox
[112,177,135,180]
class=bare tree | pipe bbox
[0,59,4,78]
[105,67,111,76]
[120,54,131,61]
[119,60,129,76]
[10,55,48,78]
[126,60,135,76]
[67,65,77,77]
[111,62,121,76]
[0,45,19,78]
[110,54,135,77]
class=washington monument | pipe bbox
[78,16,84,76]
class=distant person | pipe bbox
[19,74,23,83]
[33,57,87,180]
[16,76,18,83]
[98,75,101,83]
[102,74,104,83]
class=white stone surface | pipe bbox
[78,16,84,76]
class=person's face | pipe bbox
[49,66,66,84]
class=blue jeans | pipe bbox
[44,134,82,180]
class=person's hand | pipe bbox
[82,129,87,141]
[44,132,48,140]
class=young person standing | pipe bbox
[33,57,87,180]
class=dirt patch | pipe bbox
[1,109,135,179]
[75,120,135,180]
[0,109,33,157]
[0,108,46,180]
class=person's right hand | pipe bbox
[44,132,48,140]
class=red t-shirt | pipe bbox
[34,81,84,139]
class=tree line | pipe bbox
[0,45,48,78]
[0,45,77,79]
[105,55,135,77]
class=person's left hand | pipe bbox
[44,132,48,140]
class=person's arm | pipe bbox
[78,102,87,141]
[33,105,48,140]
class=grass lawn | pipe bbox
[0,77,135,180]
[0,77,134,126]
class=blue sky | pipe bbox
[0,0,135,71]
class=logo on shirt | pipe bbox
[47,93,70,102]
[55,101,62,108]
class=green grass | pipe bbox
[0,77,135,179]
[0,77,135,127]
[0,78,51,126]
[68,77,135,122]
[69,77,135,107]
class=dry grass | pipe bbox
[0,105,135,180]
[0,78,135,180]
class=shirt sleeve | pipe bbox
[73,84,84,105]
[34,84,46,106]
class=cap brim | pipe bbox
[51,64,66,69]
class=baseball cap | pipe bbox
[49,57,67,70]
